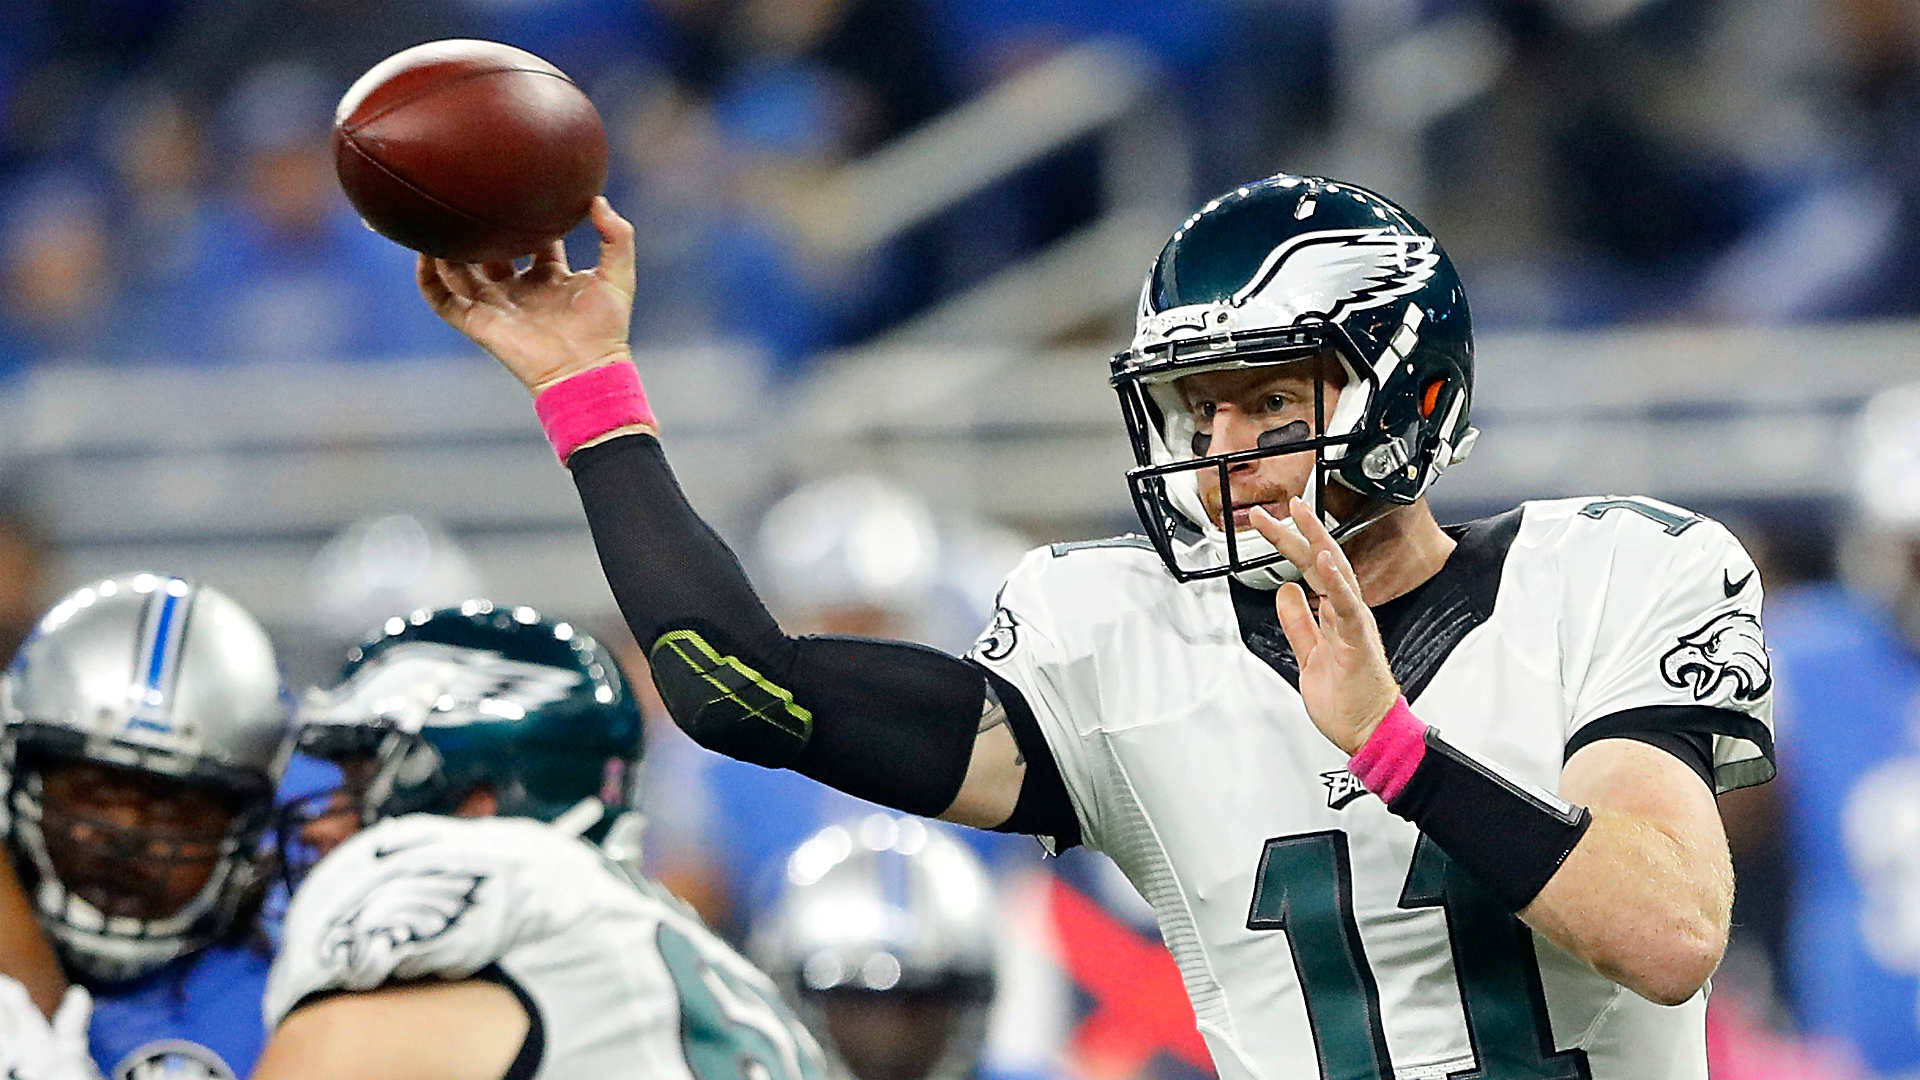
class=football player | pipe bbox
[0,574,291,1079]
[752,814,998,1080]
[1770,381,1920,1073]
[255,602,830,1080]
[417,178,1775,1079]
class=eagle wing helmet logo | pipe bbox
[1135,229,1440,347]
[1660,611,1772,703]
[1233,229,1439,327]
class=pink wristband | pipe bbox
[533,362,656,464]
[1347,696,1429,806]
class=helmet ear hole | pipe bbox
[1420,379,1445,418]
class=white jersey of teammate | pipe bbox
[971,496,1775,1080]
[265,814,829,1080]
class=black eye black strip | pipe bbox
[1257,420,1312,450]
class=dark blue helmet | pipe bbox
[1111,173,1477,585]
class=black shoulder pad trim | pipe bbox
[1565,703,1776,793]
[474,963,546,1080]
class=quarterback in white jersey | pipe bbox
[254,604,826,1080]
[973,494,1770,1080]
[413,177,1774,1080]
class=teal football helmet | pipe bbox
[1111,173,1478,586]
[281,601,644,880]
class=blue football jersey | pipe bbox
[1770,583,1920,1074]
[87,942,272,1080]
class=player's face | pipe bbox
[297,756,381,861]
[1178,358,1347,529]
[815,991,968,1080]
[37,761,238,920]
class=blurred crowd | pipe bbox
[2,0,1917,381]
[3,0,1920,1076]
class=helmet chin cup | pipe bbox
[1230,546,1303,590]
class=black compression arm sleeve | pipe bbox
[568,434,983,816]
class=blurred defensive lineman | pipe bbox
[255,603,829,1080]
[1,574,291,1080]
[754,815,999,1080]
[417,176,1775,1078]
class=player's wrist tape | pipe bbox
[534,361,656,465]
[1350,698,1593,911]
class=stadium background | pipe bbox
[0,0,1916,1076]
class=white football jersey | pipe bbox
[971,496,1775,1080]
[266,814,829,1080]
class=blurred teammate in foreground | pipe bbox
[254,602,828,1080]
[419,176,1775,1078]
[753,814,999,1080]
[0,574,290,1079]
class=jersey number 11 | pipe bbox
[1248,831,1592,1080]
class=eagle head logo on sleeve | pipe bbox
[318,868,488,978]
[1659,611,1772,703]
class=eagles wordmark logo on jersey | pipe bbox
[112,1040,236,1080]
[319,868,486,974]
[1136,228,1440,343]
[1320,768,1368,810]
[1660,610,1772,703]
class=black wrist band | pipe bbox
[1388,729,1592,911]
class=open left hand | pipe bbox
[1249,498,1401,755]
[416,196,637,393]
[0,977,100,1080]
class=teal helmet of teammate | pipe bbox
[1110,173,1477,586]
[281,600,644,879]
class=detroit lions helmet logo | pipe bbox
[1135,229,1440,347]
[112,1040,236,1080]
[319,868,487,976]
[1660,611,1772,703]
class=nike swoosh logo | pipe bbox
[1724,568,1755,597]
[373,839,431,859]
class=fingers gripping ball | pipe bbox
[334,39,608,261]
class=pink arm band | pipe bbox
[533,362,657,465]
[1347,697,1429,806]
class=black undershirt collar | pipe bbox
[1229,507,1526,702]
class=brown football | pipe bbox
[333,39,608,262]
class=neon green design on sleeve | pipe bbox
[650,629,813,740]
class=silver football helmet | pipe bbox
[1844,382,1920,646]
[755,474,1031,652]
[2,574,290,982]
[753,814,998,1080]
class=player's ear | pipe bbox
[454,786,498,819]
